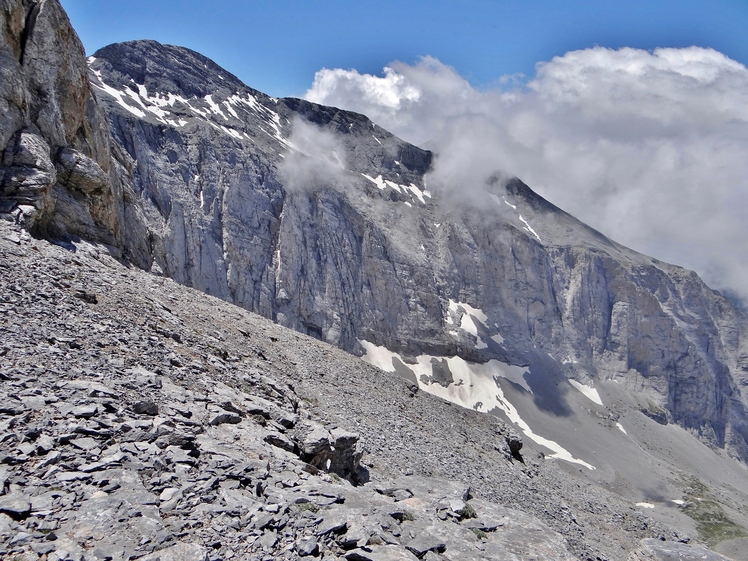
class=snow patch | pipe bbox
[385,179,402,193]
[448,300,489,325]
[491,333,505,345]
[519,215,542,241]
[636,502,655,509]
[362,174,387,190]
[358,341,595,470]
[616,422,627,435]
[503,197,517,209]
[569,380,604,406]
[204,95,228,119]
[220,126,243,140]
[671,499,685,506]
[223,100,239,119]
[89,70,146,118]
[407,184,428,204]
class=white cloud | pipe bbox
[304,47,748,301]
[278,116,350,192]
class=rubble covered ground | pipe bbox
[2,218,726,561]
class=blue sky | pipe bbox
[61,0,748,98]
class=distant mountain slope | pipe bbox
[87,40,748,467]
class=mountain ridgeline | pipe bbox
[81,40,748,463]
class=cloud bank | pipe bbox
[305,47,748,301]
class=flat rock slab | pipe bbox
[141,542,209,561]
[71,436,100,451]
[404,534,447,557]
[209,412,242,425]
[316,513,348,536]
[0,492,30,517]
[56,471,92,482]
[345,545,420,561]
[71,404,98,418]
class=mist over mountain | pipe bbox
[305,50,748,304]
[2,1,748,559]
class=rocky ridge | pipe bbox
[0,0,151,265]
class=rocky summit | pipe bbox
[2,1,748,560]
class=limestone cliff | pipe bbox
[85,40,748,461]
[0,0,150,266]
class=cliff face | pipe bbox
[85,40,748,462]
[0,0,150,266]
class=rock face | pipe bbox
[85,39,748,461]
[0,0,150,266]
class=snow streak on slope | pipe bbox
[359,340,596,470]
[445,299,494,350]
[361,174,431,207]
[89,58,292,146]
[488,193,542,242]
[569,380,604,406]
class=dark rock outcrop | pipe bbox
[0,0,150,266]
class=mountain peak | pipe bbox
[92,39,251,99]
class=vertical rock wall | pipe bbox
[0,0,150,266]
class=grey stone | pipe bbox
[258,530,278,549]
[505,430,523,457]
[132,400,159,416]
[140,541,209,561]
[317,514,348,536]
[209,412,242,426]
[404,535,446,557]
[70,437,99,451]
[301,426,331,456]
[159,487,181,502]
[71,404,98,418]
[55,471,92,482]
[0,492,30,517]
[20,395,45,410]
[264,431,295,452]
[297,536,319,556]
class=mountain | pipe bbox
[85,39,748,463]
[3,1,748,559]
